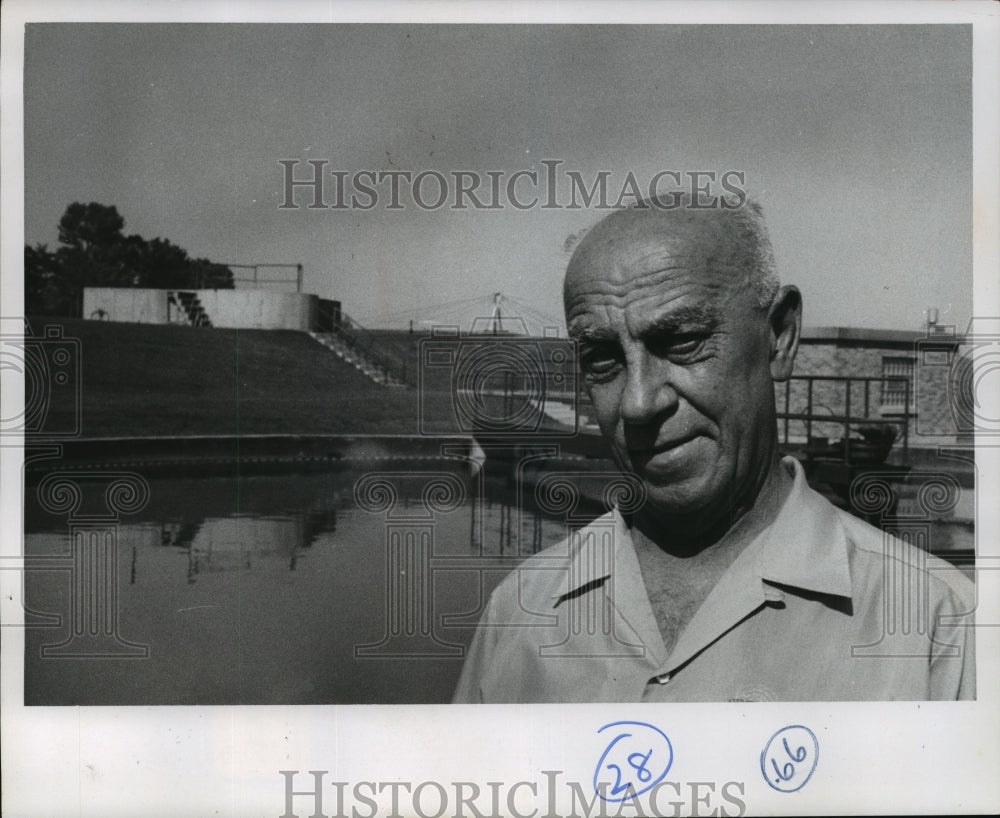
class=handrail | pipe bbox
[776,374,911,462]
[320,309,410,385]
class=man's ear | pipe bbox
[767,285,801,382]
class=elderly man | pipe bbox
[454,198,974,702]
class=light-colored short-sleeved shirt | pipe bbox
[453,457,975,702]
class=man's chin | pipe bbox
[613,445,721,515]
[637,476,718,521]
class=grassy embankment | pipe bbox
[32,317,427,438]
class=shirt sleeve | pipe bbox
[452,591,500,703]
[929,581,976,701]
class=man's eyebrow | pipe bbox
[567,304,720,342]
[568,324,617,342]
[638,304,719,337]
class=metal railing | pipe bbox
[777,374,910,463]
[323,310,411,385]
[223,263,303,292]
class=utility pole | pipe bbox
[489,292,503,335]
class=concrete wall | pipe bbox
[83,287,318,331]
[195,290,317,330]
[84,288,168,324]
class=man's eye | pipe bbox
[670,337,703,354]
[650,333,707,360]
[581,351,622,381]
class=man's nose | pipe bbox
[619,353,678,425]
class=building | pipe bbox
[781,323,971,452]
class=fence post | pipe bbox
[806,379,814,442]
[904,379,910,454]
[845,380,852,465]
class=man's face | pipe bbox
[564,210,780,520]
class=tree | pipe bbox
[25,243,75,316]
[24,202,235,316]
[57,202,126,251]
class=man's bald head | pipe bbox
[564,198,780,315]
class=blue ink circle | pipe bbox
[593,721,673,803]
[760,725,819,793]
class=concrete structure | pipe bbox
[194,290,315,330]
[83,287,340,332]
[83,287,167,325]
[780,325,968,450]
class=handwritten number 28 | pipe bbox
[606,749,653,794]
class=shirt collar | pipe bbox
[551,506,668,669]
[551,505,635,601]
[753,456,853,600]
[554,456,854,603]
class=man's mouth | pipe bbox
[629,434,700,456]
[627,434,704,474]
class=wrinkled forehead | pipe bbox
[564,207,753,305]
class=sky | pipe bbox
[23,23,972,332]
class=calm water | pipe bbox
[24,461,576,705]
[23,456,973,705]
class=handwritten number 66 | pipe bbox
[770,737,808,781]
[782,737,807,762]
[761,725,819,793]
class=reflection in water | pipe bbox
[158,509,338,581]
[23,461,586,705]
[22,455,972,705]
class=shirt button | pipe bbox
[655,672,671,685]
